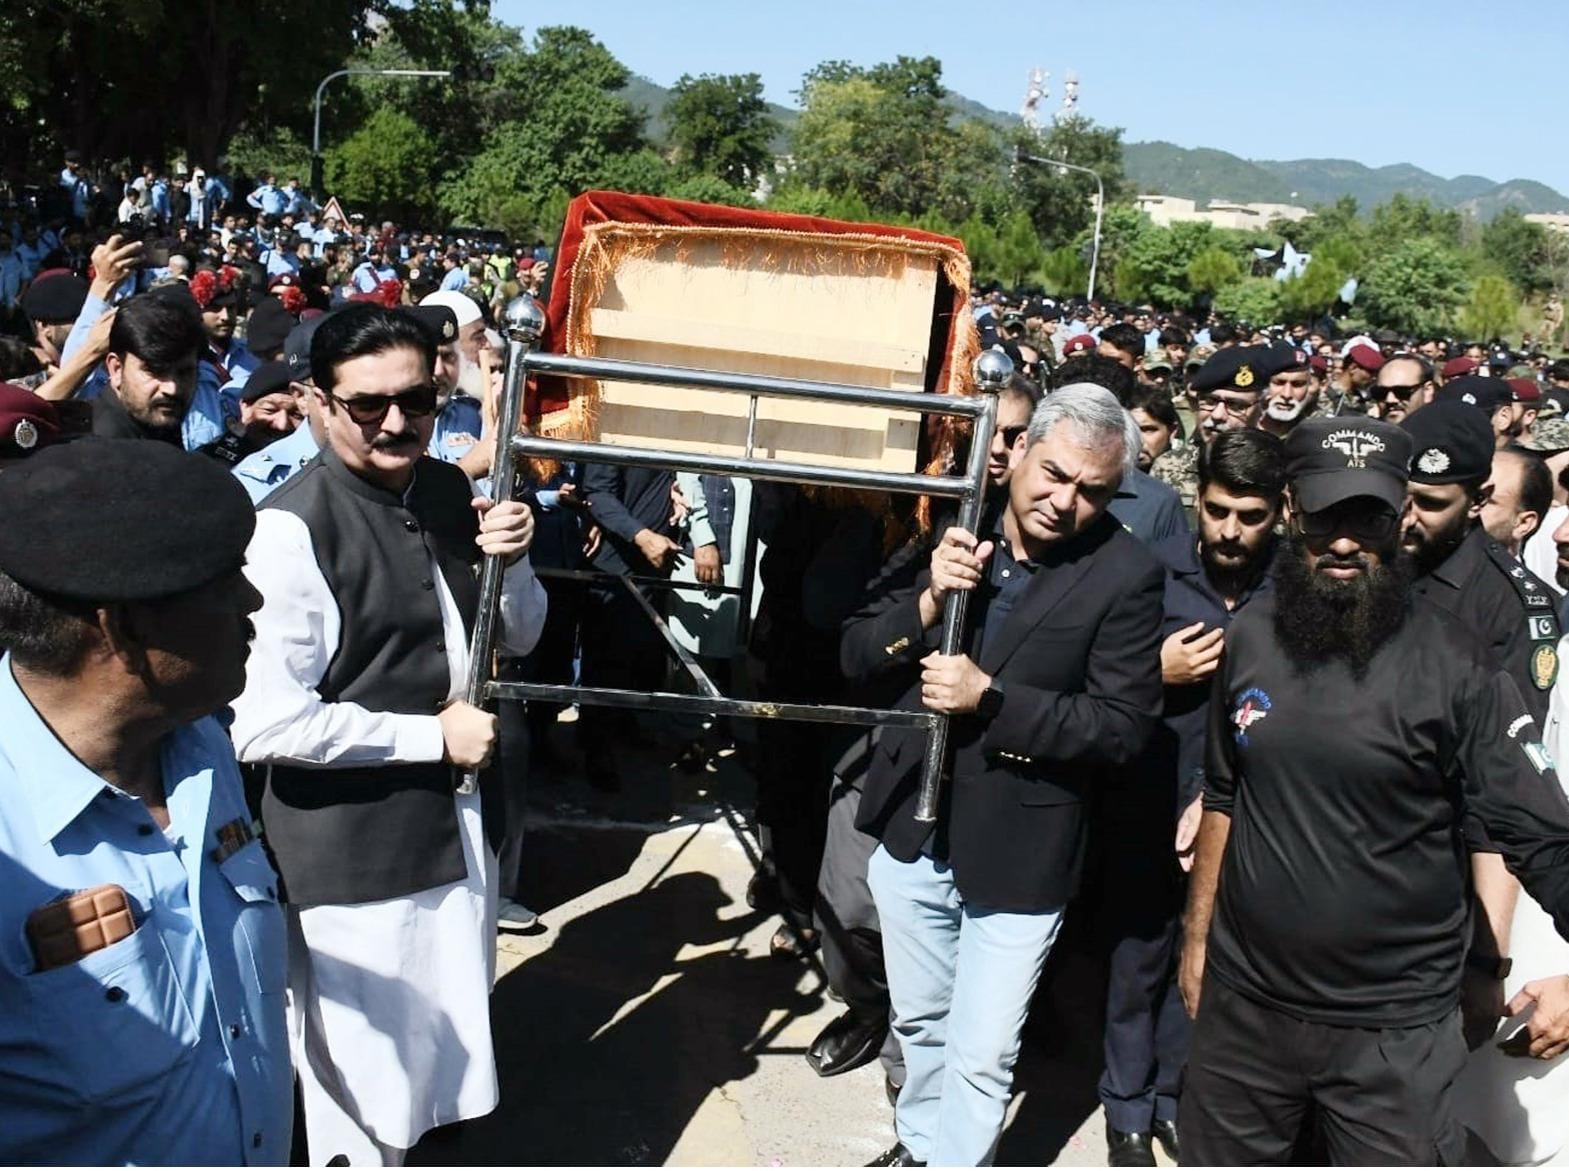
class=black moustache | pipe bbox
[371,433,419,449]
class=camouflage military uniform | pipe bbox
[1024,324,1059,377]
[1150,440,1200,517]
[1522,415,1569,452]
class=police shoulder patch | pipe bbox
[1532,642,1559,691]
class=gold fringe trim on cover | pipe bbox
[536,218,979,533]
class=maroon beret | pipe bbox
[1345,344,1386,373]
[0,383,63,464]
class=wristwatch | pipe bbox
[1466,952,1513,980]
[977,682,1005,720]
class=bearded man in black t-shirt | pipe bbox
[1177,417,1569,1165]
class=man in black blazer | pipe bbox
[845,383,1165,1167]
[578,463,681,786]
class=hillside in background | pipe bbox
[1124,142,1569,219]
[622,74,798,155]
[1119,141,1293,205]
[621,75,1569,219]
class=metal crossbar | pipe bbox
[463,295,1005,823]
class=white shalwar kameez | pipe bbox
[233,508,546,1165]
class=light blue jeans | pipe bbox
[867,845,1064,1166]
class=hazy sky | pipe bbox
[494,0,1569,193]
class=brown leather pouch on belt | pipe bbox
[25,884,136,972]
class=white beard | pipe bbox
[1265,395,1309,423]
[455,350,485,398]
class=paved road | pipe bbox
[410,731,1173,1167]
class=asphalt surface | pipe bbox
[409,718,1173,1167]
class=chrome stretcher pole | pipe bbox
[466,342,1011,788]
[458,293,543,795]
[912,349,1013,824]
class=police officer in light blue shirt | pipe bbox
[405,301,487,475]
[439,253,470,291]
[59,151,91,222]
[150,175,171,225]
[232,314,328,503]
[281,178,315,218]
[246,173,287,220]
[0,439,290,1166]
[411,294,495,489]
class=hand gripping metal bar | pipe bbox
[457,294,544,794]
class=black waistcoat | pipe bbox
[260,447,486,906]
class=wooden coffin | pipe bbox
[531,191,977,475]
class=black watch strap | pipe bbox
[978,683,1005,720]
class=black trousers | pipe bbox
[748,649,846,925]
[578,579,667,740]
[494,657,533,903]
[518,573,584,737]
[1178,977,1467,1166]
[1097,799,1190,1132]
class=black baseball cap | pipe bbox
[1284,417,1413,515]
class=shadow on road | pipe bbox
[412,853,822,1166]
[998,932,1110,1166]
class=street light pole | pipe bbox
[310,68,452,200]
[1016,150,1105,303]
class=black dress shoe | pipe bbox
[806,1011,886,1077]
[866,1143,924,1167]
[1152,1119,1179,1163]
[1107,1129,1157,1167]
[745,869,782,913]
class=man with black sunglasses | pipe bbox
[1178,416,1569,1165]
[1375,353,1436,424]
[230,304,547,1165]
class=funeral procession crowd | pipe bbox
[9,148,1569,1171]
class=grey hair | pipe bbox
[1026,382,1142,478]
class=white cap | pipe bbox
[419,289,482,328]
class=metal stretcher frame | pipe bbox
[462,296,1004,825]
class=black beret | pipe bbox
[1434,374,1514,416]
[0,439,255,602]
[1285,417,1412,514]
[1189,344,1269,393]
[404,304,459,346]
[21,273,88,324]
[1263,341,1310,376]
[241,360,294,403]
[247,297,295,353]
[1400,399,1495,484]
